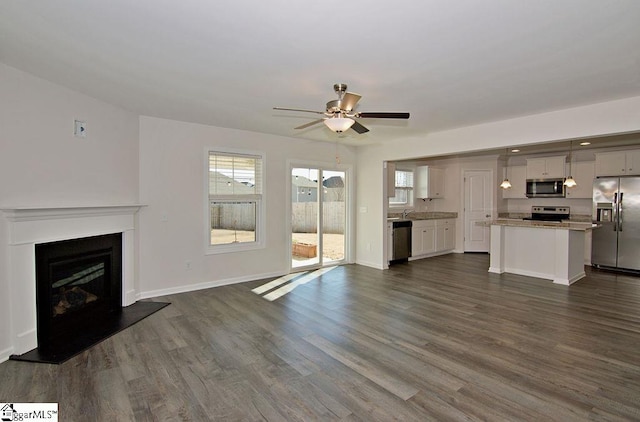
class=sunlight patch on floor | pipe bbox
[253,267,338,301]
[251,273,300,295]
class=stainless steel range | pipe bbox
[523,206,570,222]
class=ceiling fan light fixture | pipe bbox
[324,116,354,133]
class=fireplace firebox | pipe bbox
[35,233,122,352]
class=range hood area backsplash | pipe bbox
[498,211,592,222]
[500,197,593,221]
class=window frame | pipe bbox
[388,168,415,209]
[205,148,266,255]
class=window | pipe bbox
[389,169,414,207]
[208,151,264,253]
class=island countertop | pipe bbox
[482,219,598,285]
[388,211,458,220]
[477,219,599,231]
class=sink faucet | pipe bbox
[402,209,411,219]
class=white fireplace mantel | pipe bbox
[2,205,144,357]
[2,205,144,223]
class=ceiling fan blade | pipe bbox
[273,107,326,115]
[294,119,324,130]
[358,112,410,119]
[341,92,362,112]
[350,120,369,134]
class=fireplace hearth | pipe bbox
[9,230,169,364]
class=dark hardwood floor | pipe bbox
[2,253,640,421]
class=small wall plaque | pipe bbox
[74,120,86,138]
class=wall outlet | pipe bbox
[185,261,192,270]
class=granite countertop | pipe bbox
[388,211,458,220]
[478,219,599,231]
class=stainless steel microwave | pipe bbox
[525,179,566,198]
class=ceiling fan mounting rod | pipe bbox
[333,83,348,99]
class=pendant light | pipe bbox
[500,148,512,189]
[564,141,577,188]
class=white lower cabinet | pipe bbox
[412,220,436,256]
[411,219,455,260]
[437,219,455,251]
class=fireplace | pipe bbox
[1,205,153,363]
[35,233,122,352]
[2,206,171,364]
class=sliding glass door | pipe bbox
[291,167,346,270]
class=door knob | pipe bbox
[485,214,491,218]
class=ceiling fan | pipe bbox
[273,83,410,134]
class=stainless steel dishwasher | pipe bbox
[391,220,412,263]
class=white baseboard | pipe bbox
[138,270,287,300]
[504,267,553,281]
[0,346,14,364]
[355,259,385,270]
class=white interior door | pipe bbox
[464,170,493,252]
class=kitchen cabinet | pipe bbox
[411,219,455,259]
[502,166,527,199]
[386,162,396,197]
[526,156,566,179]
[416,166,445,198]
[565,161,595,198]
[412,220,436,256]
[436,219,455,251]
[595,149,640,176]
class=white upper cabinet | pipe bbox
[502,166,527,199]
[595,149,640,176]
[565,161,595,198]
[416,166,445,198]
[526,156,566,179]
[386,162,396,197]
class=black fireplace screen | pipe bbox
[50,254,107,317]
[35,233,122,349]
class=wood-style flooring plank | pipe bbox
[2,254,640,421]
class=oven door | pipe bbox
[526,179,565,198]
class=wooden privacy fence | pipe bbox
[211,202,345,234]
[292,202,344,234]
[210,203,256,231]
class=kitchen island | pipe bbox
[479,219,598,285]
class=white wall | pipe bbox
[138,116,356,298]
[0,63,139,359]
[356,95,640,269]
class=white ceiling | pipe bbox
[2,0,640,145]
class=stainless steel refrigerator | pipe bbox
[592,177,640,271]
